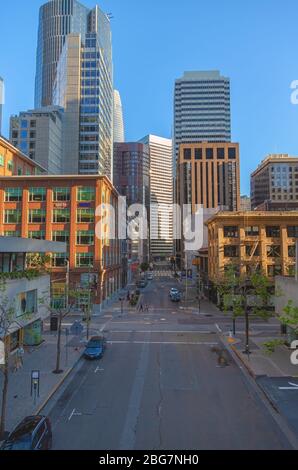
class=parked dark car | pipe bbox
[83,336,106,360]
[1,416,52,450]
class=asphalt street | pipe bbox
[45,274,292,450]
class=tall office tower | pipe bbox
[35,0,89,108]
[251,154,298,210]
[139,135,173,261]
[176,142,240,268]
[0,77,4,134]
[9,107,64,174]
[113,142,150,264]
[173,71,231,176]
[36,1,113,177]
[113,90,125,143]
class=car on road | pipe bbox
[1,416,52,450]
[169,288,181,302]
[170,291,181,302]
[137,280,148,288]
[83,336,106,360]
[147,273,153,281]
[169,288,179,296]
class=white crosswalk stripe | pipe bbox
[151,270,173,278]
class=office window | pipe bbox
[245,245,260,257]
[28,230,45,240]
[5,188,22,202]
[195,148,202,160]
[183,148,191,160]
[76,230,94,245]
[245,226,259,236]
[21,120,28,128]
[28,209,46,223]
[76,253,94,268]
[53,209,70,223]
[4,230,21,237]
[266,226,280,238]
[77,187,95,202]
[29,187,46,202]
[52,230,69,243]
[287,226,298,238]
[53,187,70,202]
[52,253,68,268]
[0,154,4,167]
[77,209,94,223]
[217,148,225,160]
[206,148,214,160]
[224,226,239,238]
[4,209,21,224]
[288,245,296,258]
[228,147,236,160]
[267,265,282,277]
[18,290,37,317]
[267,245,281,258]
[224,245,239,257]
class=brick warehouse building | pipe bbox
[0,174,123,306]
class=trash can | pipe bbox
[50,315,58,332]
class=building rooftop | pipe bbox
[251,154,298,176]
[0,135,47,173]
[205,210,298,225]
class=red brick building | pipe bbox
[0,174,123,306]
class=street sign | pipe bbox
[70,321,84,336]
[0,339,4,365]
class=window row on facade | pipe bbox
[222,225,298,238]
[4,186,96,202]
[3,208,95,224]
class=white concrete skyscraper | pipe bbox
[139,135,173,261]
[173,71,231,175]
[113,90,125,143]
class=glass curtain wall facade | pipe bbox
[35,0,89,108]
[173,71,231,177]
[39,1,113,177]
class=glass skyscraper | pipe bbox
[173,71,231,176]
[35,0,89,108]
[35,1,113,178]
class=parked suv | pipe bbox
[1,416,52,450]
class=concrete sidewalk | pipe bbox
[231,334,298,378]
[0,292,132,435]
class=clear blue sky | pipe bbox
[1,0,298,194]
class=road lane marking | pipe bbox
[68,408,83,421]
[94,367,104,374]
[215,324,222,333]
[279,382,298,390]
[119,333,150,450]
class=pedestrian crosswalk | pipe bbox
[152,270,173,278]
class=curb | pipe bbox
[230,345,256,379]
[35,354,83,415]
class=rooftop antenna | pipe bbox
[107,13,114,20]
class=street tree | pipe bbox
[216,266,273,355]
[41,285,84,375]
